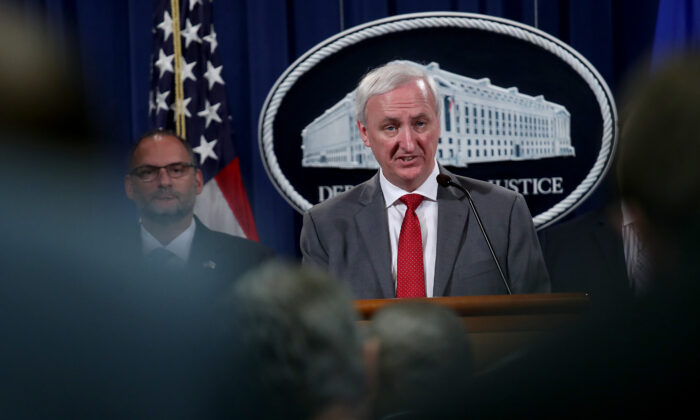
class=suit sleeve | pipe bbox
[300,210,329,270]
[507,194,551,293]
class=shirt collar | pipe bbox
[620,200,636,226]
[379,161,439,208]
[140,218,196,262]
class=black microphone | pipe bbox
[436,174,512,295]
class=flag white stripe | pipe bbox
[194,179,245,237]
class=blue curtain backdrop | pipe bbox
[10,0,682,257]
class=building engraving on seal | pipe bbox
[301,61,574,169]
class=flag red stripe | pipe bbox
[214,158,259,242]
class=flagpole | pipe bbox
[150,0,260,240]
[170,0,186,138]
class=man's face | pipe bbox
[358,78,440,192]
[125,134,203,223]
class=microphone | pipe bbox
[436,174,512,295]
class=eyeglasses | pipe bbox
[130,162,195,182]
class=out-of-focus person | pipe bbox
[223,261,367,420]
[538,174,640,309]
[365,301,473,419]
[615,56,700,285]
[0,4,235,417]
[462,53,700,418]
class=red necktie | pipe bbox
[397,194,426,298]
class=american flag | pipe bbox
[148,0,258,241]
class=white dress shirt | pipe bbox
[621,201,650,295]
[140,218,197,263]
[380,162,439,297]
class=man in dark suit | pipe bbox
[300,61,549,299]
[125,130,271,282]
[538,203,634,308]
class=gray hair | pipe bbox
[354,60,441,125]
[367,301,473,417]
[227,261,365,420]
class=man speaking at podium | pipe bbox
[300,61,549,299]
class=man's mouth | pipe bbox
[397,156,418,162]
[153,193,178,201]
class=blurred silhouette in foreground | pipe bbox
[365,301,473,419]
[0,4,231,417]
[462,53,700,418]
[223,262,367,420]
[538,165,640,309]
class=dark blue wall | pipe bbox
[13,0,663,257]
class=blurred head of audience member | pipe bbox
[0,4,229,417]
[460,53,700,419]
[365,301,473,419]
[0,4,88,142]
[224,262,366,420]
[0,2,93,248]
[617,53,700,283]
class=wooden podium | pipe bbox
[355,293,589,372]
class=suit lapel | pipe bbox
[189,217,215,270]
[355,175,395,298]
[433,168,469,297]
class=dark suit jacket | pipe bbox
[189,218,273,280]
[133,217,273,286]
[300,168,550,298]
[538,206,633,307]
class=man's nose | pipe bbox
[398,127,416,151]
[156,167,173,185]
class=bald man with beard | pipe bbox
[124,130,272,283]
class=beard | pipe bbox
[136,185,197,225]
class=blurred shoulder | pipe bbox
[195,219,273,258]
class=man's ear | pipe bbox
[125,175,134,200]
[195,168,204,194]
[357,120,371,148]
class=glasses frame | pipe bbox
[129,162,196,182]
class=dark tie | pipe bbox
[397,194,426,298]
[146,248,183,271]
